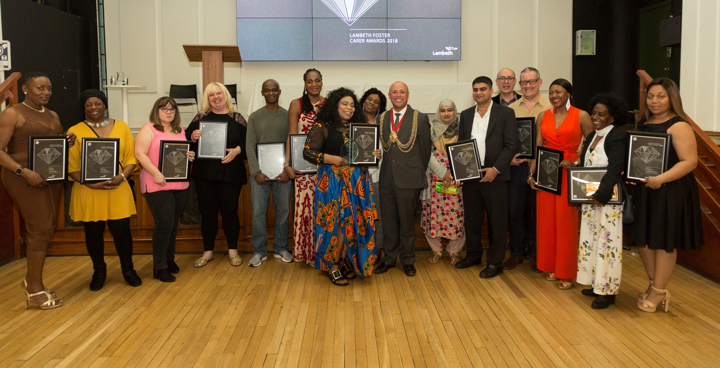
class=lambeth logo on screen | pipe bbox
[322,0,378,26]
[433,46,458,56]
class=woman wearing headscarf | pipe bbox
[421,100,465,265]
[68,89,141,291]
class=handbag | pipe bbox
[619,180,634,224]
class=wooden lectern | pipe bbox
[182,45,242,90]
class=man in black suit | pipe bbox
[454,76,517,278]
[374,81,432,277]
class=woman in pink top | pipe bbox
[135,97,195,282]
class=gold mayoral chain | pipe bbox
[380,110,419,153]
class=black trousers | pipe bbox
[145,189,187,269]
[462,180,508,267]
[83,217,134,269]
[380,176,420,266]
[508,165,537,256]
[193,177,242,251]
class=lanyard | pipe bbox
[391,111,405,132]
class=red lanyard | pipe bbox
[391,111,405,132]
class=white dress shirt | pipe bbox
[471,100,493,165]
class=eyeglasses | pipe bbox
[519,79,539,86]
[160,107,176,113]
[496,77,515,82]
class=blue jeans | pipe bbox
[508,165,536,257]
[250,178,291,256]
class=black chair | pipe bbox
[169,84,198,111]
[225,84,238,106]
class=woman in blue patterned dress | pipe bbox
[303,88,379,286]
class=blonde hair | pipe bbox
[200,82,237,114]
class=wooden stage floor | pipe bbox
[1,249,720,367]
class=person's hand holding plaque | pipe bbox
[276,171,289,184]
[644,176,663,190]
[221,146,242,164]
[510,153,526,166]
[67,133,77,147]
[479,167,499,183]
[586,194,604,207]
[21,169,48,188]
[559,159,577,168]
[190,129,202,142]
[255,172,270,186]
[374,149,382,161]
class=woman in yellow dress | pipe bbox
[68,89,141,291]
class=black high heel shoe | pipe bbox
[121,263,142,287]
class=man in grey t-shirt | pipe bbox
[246,80,293,267]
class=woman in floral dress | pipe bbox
[576,93,628,309]
[421,100,465,265]
[285,69,325,264]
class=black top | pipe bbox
[303,121,348,164]
[186,111,248,184]
[579,126,628,204]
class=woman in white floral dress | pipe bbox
[576,94,628,309]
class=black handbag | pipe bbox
[619,181,634,224]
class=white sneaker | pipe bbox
[248,254,267,267]
[274,250,294,263]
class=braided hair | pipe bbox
[301,68,322,114]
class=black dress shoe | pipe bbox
[374,262,395,274]
[167,259,180,274]
[89,265,107,291]
[581,288,599,297]
[529,257,542,273]
[403,264,416,277]
[122,270,142,287]
[479,264,503,279]
[503,254,524,270]
[591,295,616,309]
[375,251,384,266]
[455,258,482,269]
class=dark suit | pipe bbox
[378,106,431,265]
[579,127,628,204]
[459,103,517,267]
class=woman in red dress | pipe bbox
[529,79,593,289]
[285,69,326,264]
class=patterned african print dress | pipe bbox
[303,121,377,278]
[293,97,325,264]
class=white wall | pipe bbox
[680,0,720,131]
[105,0,573,129]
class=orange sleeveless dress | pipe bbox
[536,106,582,280]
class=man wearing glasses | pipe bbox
[245,79,293,267]
[505,67,552,273]
[492,68,521,106]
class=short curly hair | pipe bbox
[588,93,629,126]
[359,87,387,115]
[316,87,363,128]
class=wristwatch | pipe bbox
[15,166,24,176]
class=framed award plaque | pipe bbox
[197,121,228,159]
[158,140,191,182]
[290,134,317,174]
[80,137,119,183]
[625,131,672,182]
[516,117,536,159]
[257,142,285,181]
[28,135,68,182]
[535,146,564,195]
[446,139,484,182]
[347,123,379,166]
[567,167,623,205]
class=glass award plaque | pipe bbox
[567,167,622,204]
[158,140,190,181]
[535,146,564,195]
[347,123,379,166]
[257,142,285,181]
[28,135,68,182]
[516,117,536,159]
[197,121,228,159]
[80,137,119,183]
[290,134,317,174]
[446,139,484,182]
[625,131,672,182]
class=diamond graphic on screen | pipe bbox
[38,148,61,165]
[634,146,660,164]
[355,134,374,149]
[89,149,112,165]
[517,127,530,142]
[166,151,186,166]
[454,151,474,166]
[541,159,558,174]
[322,0,378,26]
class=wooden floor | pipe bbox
[1,249,720,368]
